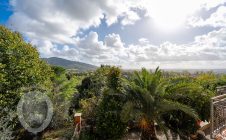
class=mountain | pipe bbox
[43,57,97,72]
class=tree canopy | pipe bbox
[0,25,53,108]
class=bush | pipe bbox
[95,67,127,139]
[50,66,80,129]
[0,25,52,109]
[96,94,126,139]
[0,107,16,140]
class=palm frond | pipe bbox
[128,81,155,104]
[158,99,199,120]
[121,101,133,122]
[154,80,168,96]
[121,101,143,122]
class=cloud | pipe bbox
[120,10,140,25]
[31,28,226,69]
[188,6,226,28]
[7,0,226,69]
[8,0,225,44]
[8,0,144,45]
[201,0,226,9]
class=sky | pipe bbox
[1,0,226,69]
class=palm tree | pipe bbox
[121,67,198,140]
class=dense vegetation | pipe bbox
[1,25,226,140]
[0,26,53,109]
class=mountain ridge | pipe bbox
[42,57,97,72]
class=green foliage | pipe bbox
[72,65,112,109]
[121,68,198,139]
[51,66,79,99]
[96,67,127,139]
[79,130,97,140]
[79,96,99,119]
[0,107,16,140]
[96,94,127,139]
[166,76,214,120]
[1,26,226,139]
[51,65,66,76]
[162,74,214,137]
[50,66,80,129]
[195,72,217,91]
[72,66,127,139]
[0,25,53,109]
[217,74,226,86]
[0,63,5,82]
[107,67,122,91]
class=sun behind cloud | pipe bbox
[144,0,217,32]
[3,0,226,69]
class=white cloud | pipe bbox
[7,0,226,69]
[9,0,225,43]
[121,11,140,25]
[201,0,226,9]
[188,6,226,28]
[31,39,80,60]
[8,0,144,45]
[141,0,226,30]
[32,28,226,69]
[104,33,124,49]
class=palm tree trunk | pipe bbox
[141,121,158,140]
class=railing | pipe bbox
[217,86,226,95]
[210,94,226,139]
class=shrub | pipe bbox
[95,67,127,139]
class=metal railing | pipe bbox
[217,86,226,95]
[211,93,226,138]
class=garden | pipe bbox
[1,25,226,140]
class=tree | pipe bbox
[96,67,127,139]
[72,65,112,110]
[50,66,80,129]
[195,72,217,91]
[72,66,127,139]
[0,25,53,108]
[216,74,226,87]
[163,76,214,138]
[0,63,5,82]
[121,68,198,140]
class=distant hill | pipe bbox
[43,57,97,72]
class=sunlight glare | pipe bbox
[146,0,203,32]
